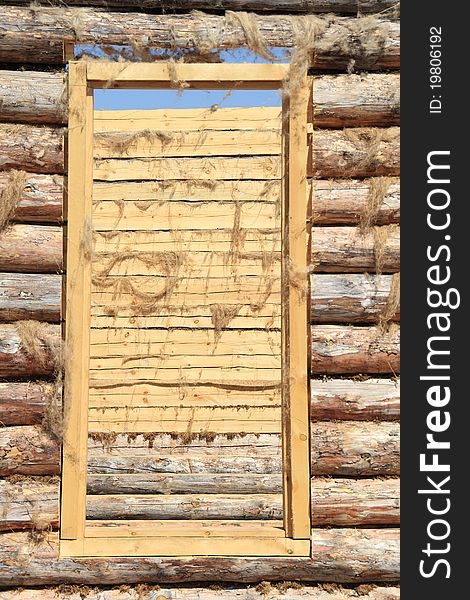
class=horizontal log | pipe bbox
[0,323,61,378]
[0,1,399,15]
[0,225,62,273]
[0,272,397,324]
[0,376,399,428]
[312,178,400,225]
[0,124,63,174]
[311,274,399,322]
[312,128,399,178]
[314,226,400,273]
[0,224,398,274]
[0,7,399,70]
[312,378,400,421]
[0,125,398,178]
[0,173,63,224]
[0,70,66,125]
[2,421,398,477]
[0,70,399,128]
[0,585,401,600]
[0,382,53,426]
[0,528,399,583]
[0,426,60,476]
[0,476,398,531]
[0,274,61,321]
[311,324,400,375]
[0,323,398,378]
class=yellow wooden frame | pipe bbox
[61,61,311,558]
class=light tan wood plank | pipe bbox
[60,61,93,541]
[93,156,281,182]
[89,328,281,356]
[90,313,281,330]
[88,407,281,434]
[93,179,281,202]
[84,520,284,538]
[87,62,289,88]
[94,228,280,251]
[60,535,309,558]
[283,77,311,539]
[93,252,280,277]
[88,385,281,408]
[94,107,281,132]
[92,200,279,230]
[94,129,280,158]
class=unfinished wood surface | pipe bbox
[0,324,400,377]
[312,128,399,178]
[2,422,399,479]
[94,129,281,158]
[0,528,400,583]
[0,382,54,426]
[0,70,399,127]
[0,378,400,428]
[0,273,61,321]
[0,323,61,378]
[94,156,281,181]
[0,125,399,178]
[313,226,400,273]
[61,61,93,540]
[1,476,398,531]
[311,274,399,323]
[0,69,66,124]
[312,178,399,225]
[311,422,399,476]
[0,1,399,14]
[0,225,62,273]
[311,324,400,375]
[0,585,401,600]
[0,173,63,224]
[0,124,63,174]
[0,426,60,476]
[312,378,400,421]
[0,8,399,70]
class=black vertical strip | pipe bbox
[401,4,468,597]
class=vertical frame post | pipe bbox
[60,61,93,540]
[282,76,312,539]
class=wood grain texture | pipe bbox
[0,125,398,178]
[311,324,400,375]
[0,173,63,223]
[0,69,66,124]
[0,273,61,321]
[0,1,399,14]
[0,324,399,377]
[0,529,400,583]
[0,585,401,600]
[1,175,399,227]
[0,377,399,427]
[0,124,63,174]
[0,225,62,273]
[0,70,399,127]
[0,323,61,378]
[0,477,399,530]
[313,226,400,273]
[0,382,54,426]
[0,225,399,273]
[0,426,60,476]
[312,378,400,421]
[0,8,400,71]
[0,422,399,477]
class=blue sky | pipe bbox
[74,46,288,110]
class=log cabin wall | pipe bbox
[0,1,400,598]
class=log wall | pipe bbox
[0,1,400,595]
